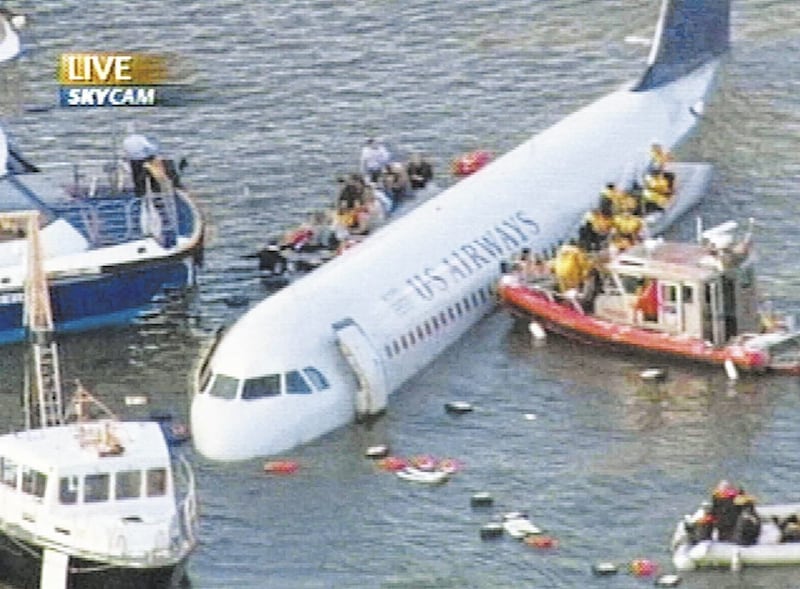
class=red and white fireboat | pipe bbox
[498,218,800,376]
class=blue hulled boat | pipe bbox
[0,126,204,344]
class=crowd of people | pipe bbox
[511,143,677,300]
[255,138,434,275]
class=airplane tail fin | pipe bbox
[634,0,730,91]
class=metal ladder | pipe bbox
[3,211,65,429]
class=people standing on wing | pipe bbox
[579,198,614,251]
[406,152,433,190]
[122,124,160,197]
[337,173,365,210]
[360,137,390,183]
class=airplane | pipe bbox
[191,0,732,461]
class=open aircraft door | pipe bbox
[333,318,389,419]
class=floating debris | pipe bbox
[654,573,681,587]
[263,460,300,475]
[444,401,474,414]
[364,444,389,459]
[640,367,667,381]
[524,534,558,549]
[395,466,450,485]
[628,558,658,577]
[479,522,504,540]
[470,492,494,507]
[124,394,149,406]
[591,562,619,576]
[502,513,541,538]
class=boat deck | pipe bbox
[0,170,196,248]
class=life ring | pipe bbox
[263,459,300,474]
[450,150,492,177]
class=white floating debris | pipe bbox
[591,562,619,576]
[395,466,450,485]
[655,573,682,587]
[528,321,546,340]
[364,445,389,459]
[124,394,149,406]
[640,368,666,381]
[444,401,474,414]
[479,522,504,540]
[502,513,541,538]
[470,492,494,507]
[524,413,537,421]
[724,358,739,381]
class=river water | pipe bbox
[1,1,799,588]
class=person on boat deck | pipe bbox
[579,199,614,251]
[601,182,637,214]
[646,142,675,187]
[634,278,659,322]
[550,240,591,293]
[123,125,161,197]
[360,137,390,183]
[711,480,743,542]
[780,515,800,542]
[732,495,761,546]
[643,171,673,212]
[406,152,433,190]
[610,210,643,250]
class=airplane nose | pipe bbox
[190,394,250,461]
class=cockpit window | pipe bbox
[302,367,329,391]
[242,374,281,400]
[208,374,239,399]
[286,370,312,394]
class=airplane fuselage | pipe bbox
[191,58,721,461]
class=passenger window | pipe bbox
[425,321,432,337]
[85,473,110,503]
[242,374,281,399]
[0,457,17,489]
[59,476,79,504]
[303,367,330,390]
[455,302,463,316]
[416,326,424,339]
[479,289,487,303]
[463,297,471,311]
[208,374,239,400]
[448,308,456,321]
[432,316,439,330]
[116,470,141,500]
[146,468,167,497]
[384,345,393,359]
[440,311,448,325]
[391,341,400,355]
[409,331,416,345]
[286,370,312,394]
[21,467,47,498]
[472,292,480,306]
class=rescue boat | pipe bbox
[671,502,800,570]
[498,218,800,375]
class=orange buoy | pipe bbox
[628,558,658,577]
[376,456,408,472]
[451,150,493,177]
[263,459,300,474]
[524,535,558,549]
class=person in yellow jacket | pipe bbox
[611,210,644,250]
[550,241,592,292]
[600,182,637,214]
[643,172,673,211]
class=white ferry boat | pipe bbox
[0,211,198,589]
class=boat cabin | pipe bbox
[592,221,759,346]
[0,420,181,560]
